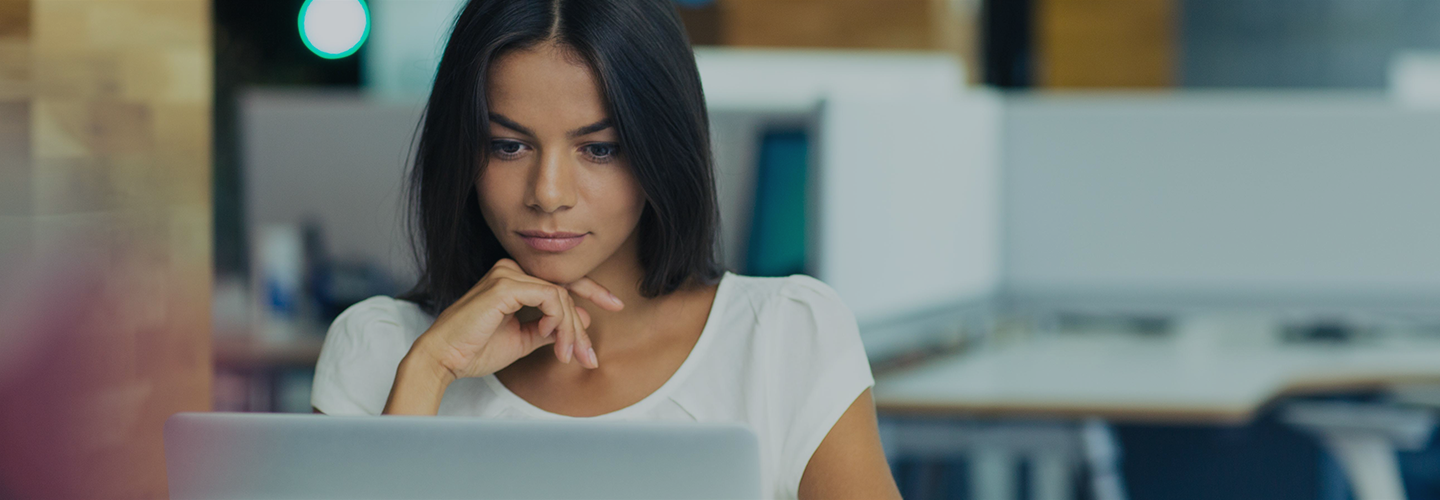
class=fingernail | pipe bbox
[587,347,599,368]
[608,293,623,306]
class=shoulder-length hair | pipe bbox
[400,0,723,315]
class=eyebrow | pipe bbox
[488,113,614,139]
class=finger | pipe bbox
[480,259,525,290]
[560,289,595,368]
[492,258,522,271]
[515,318,558,356]
[525,324,558,352]
[491,263,572,297]
[575,306,591,329]
[574,314,597,369]
[561,293,584,368]
[535,310,559,339]
[495,280,569,338]
[550,286,575,364]
[487,263,536,288]
[565,278,624,312]
[459,260,522,303]
[565,287,583,366]
[491,270,580,362]
[560,290,596,369]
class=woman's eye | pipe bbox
[490,140,528,159]
[582,143,619,162]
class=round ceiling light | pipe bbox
[298,0,371,60]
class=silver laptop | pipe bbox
[164,412,761,500]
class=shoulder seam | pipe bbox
[727,276,776,322]
[332,296,410,331]
[777,274,843,302]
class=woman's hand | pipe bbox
[423,258,624,377]
[383,259,624,415]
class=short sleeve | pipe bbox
[768,275,876,496]
[310,296,420,415]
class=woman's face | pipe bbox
[477,43,645,285]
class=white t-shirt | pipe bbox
[311,271,875,500]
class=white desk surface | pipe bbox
[874,332,1440,424]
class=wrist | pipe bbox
[401,341,459,388]
[384,347,456,416]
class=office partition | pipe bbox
[1004,93,1440,312]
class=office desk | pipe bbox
[872,332,1440,500]
[875,333,1440,423]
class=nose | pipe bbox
[525,148,578,213]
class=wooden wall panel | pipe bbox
[931,0,980,83]
[717,0,980,81]
[1037,0,1176,88]
[722,0,935,49]
[0,0,212,498]
[0,0,26,101]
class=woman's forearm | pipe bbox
[382,344,457,415]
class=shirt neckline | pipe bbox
[480,271,734,420]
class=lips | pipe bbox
[517,230,587,252]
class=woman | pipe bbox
[310,1,900,498]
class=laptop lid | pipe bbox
[164,412,761,500]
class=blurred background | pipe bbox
[5,0,1440,498]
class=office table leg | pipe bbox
[880,418,1082,500]
[1317,431,1406,500]
[971,447,1017,500]
[1032,450,1073,500]
[1081,418,1128,500]
[1283,401,1437,500]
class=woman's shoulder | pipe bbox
[720,272,851,319]
[702,273,873,496]
[711,273,859,354]
[327,295,434,341]
[313,296,432,415]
